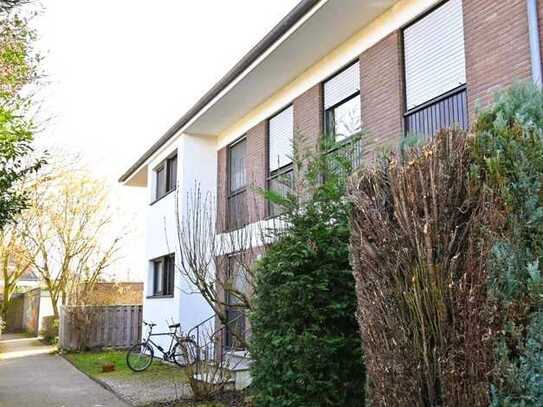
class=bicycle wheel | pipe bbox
[126,342,154,372]
[172,338,196,367]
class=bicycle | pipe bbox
[126,320,195,372]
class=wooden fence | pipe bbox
[59,305,142,350]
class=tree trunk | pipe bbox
[1,282,10,321]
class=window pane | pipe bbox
[269,106,294,172]
[404,0,466,109]
[154,260,164,295]
[230,139,247,192]
[164,255,174,295]
[167,155,177,192]
[329,95,361,142]
[324,62,360,110]
[156,167,166,199]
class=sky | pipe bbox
[33,0,300,281]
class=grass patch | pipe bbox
[65,350,187,382]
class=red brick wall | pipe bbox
[217,147,228,233]
[293,83,323,154]
[246,121,267,223]
[464,0,533,119]
[359,31,404,158]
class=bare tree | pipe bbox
[20,165,124,317]
[0,220,34,320]
[174,184,275,330]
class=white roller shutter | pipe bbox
[404,0,466,110]
[324,62,360,110]
[269,106,294,172]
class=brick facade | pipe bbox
[359,31,404,158]
[464,0,533,119]
[246,121,268,223]
[216,0,541,232]
[293,83,323,154]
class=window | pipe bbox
[323,62,363,171]
[224,255,246,350]
[403,0,468,137]
[268,106,294,217]
[269,106,294,172]
[324,62,362,143]
[151,254,175,297]
[154,153,177,201]
[227,138,248,230]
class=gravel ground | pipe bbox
[98,373,193,406]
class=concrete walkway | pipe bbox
[0,333,130,407]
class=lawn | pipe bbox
[64,350,225,407]
[65,349,182,380]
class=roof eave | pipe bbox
[119,0,322,184]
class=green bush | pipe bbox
[250,140,365,407]
[40,316,59,345]
[472,83,543,406]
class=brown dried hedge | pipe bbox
[349,129,502,406]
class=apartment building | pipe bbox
[120,0,543,354]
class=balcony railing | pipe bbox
[327,135,364,176]
[268,166,294,218]
[227,189,248,231]
[405,85,468,139]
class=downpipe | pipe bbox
[527,0,542,88]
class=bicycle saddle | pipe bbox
[144,321,157,327]
[169,323,180,329]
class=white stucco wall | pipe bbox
[38,291,55,333]
[142,135,216,350]
[176,133,217,331]
[143,140,182,349]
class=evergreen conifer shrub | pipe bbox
[471,83,543,406]
[250,141,365,407]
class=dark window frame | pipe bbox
[152,151,178,203]
[227,137,248,231]
[267,105,294,218]
[149,254,175,298]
